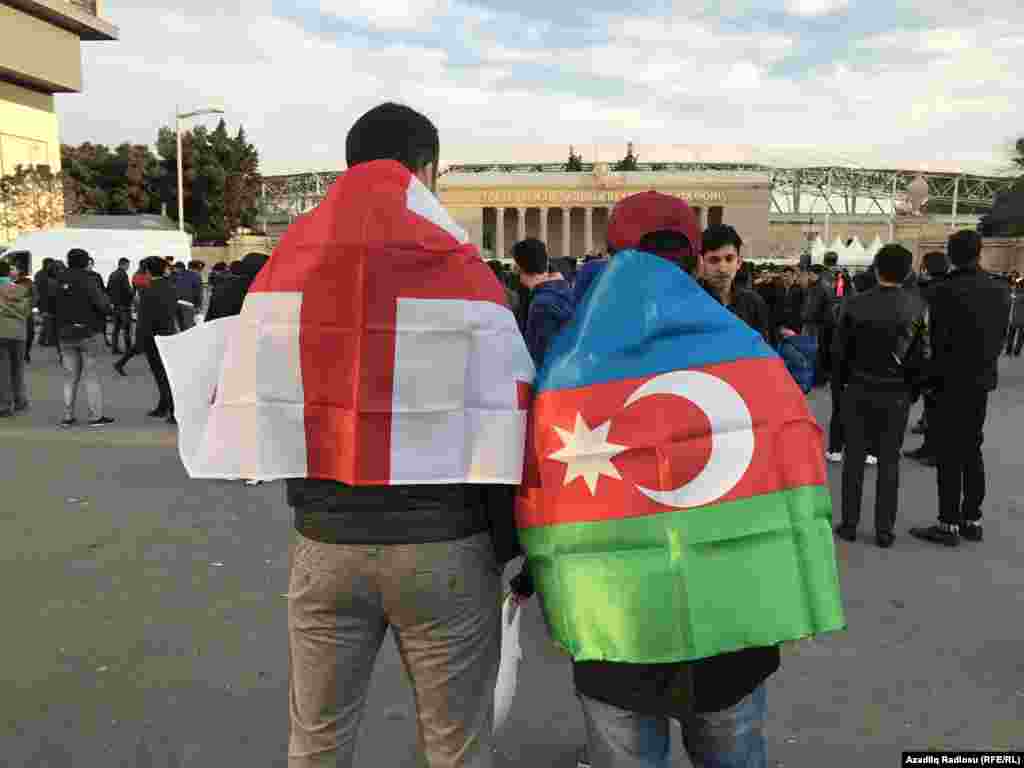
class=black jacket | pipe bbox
[833,285,926,392]
[33,269,49,311]
[135,277,179,346]
[205,254,268,321]
[928,266,1011,392]
[54,268,110,333]
[287,480,521,562]
[703,283,777,348]
[774,285,805,334]
[107,268,134,308]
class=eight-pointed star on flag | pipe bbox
[548,412,629,495]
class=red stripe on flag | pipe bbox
[516,357,826,528]
[250,162,509,484]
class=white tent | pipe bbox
[843,237,872,267]
[865,235,884,261]
[810,235,827,265]
[827,236,847,259]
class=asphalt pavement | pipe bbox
[2,342,1022,767]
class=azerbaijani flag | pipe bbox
[516,249,845,663]
[156,160,535,484]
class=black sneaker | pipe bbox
[834,524,857,542]
[875,531,895,548]
[59,417,77,429]
[165,414,177,426]
[0,410,12,418]
[909,524,960,547]
[88,417,115,428]
[961,523,983,543]
[147,408,168,418]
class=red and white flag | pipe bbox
[157,160,535,484]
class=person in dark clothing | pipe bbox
[34,258,53,347]
[803,252,851,387]
[511,238,575,367]
[85,257,111,347]
[135,257,180,424]
[107,258,134,354]
[833,245,926,548]
[54,249,113,428]
[513,194,777,768]
[904,252,951,465]
[700,224,776,347]
[910,231,1011,548]
[204,252,269,321]
[113,266,152,375]
[774,267,806,335]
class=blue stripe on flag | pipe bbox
[537,249,777,394]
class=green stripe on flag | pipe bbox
[520,485,845,663]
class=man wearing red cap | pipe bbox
[515,192,775,768]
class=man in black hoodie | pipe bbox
[135,257,180,424]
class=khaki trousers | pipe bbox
[287,531,501,768]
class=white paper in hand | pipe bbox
[493,594,523,735]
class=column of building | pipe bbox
[495,207,505,259]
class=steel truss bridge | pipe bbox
[259,162,1017,226]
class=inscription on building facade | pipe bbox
[440,189,729,206]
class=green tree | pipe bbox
[980,137,1024,237]
[156,119,262,241]
[61,141,163,215]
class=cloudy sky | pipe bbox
[58,0,1024,175]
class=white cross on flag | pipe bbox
[156,160,536,485]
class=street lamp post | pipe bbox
[175,105,225,232]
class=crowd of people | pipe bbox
[0,102,1015,768]
[0,249,268,425]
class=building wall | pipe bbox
[0,4,83,92]
[0,80,61,176]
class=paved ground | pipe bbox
[2,342,1023,767]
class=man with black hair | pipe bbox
[54,248,113,428]
[911,231,1011,547]
[512,238,575,366]
[775,266,805,335]
[204,252,268,321]
[833,245,926,548]
[700,224,775,346]
[803,251,851,387]
[173,260,200,330]
[135,256,179,424]
[514,193,778,768]
[904,251,950,465]
[34,257,52,346]
[107,257,134,354]
[283,102,521,768]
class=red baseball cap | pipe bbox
[606,191,702,260]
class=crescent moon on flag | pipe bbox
[623,370,755,509]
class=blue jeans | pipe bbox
[578,684,767,768]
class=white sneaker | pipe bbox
[825,452,843,463]
[865,455,878,465]
[244,479,264,486]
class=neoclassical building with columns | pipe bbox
[438,165,773,261]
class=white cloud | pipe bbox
[784,0,849,17]
[319,0,451,31]
[56,1,1024,176]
